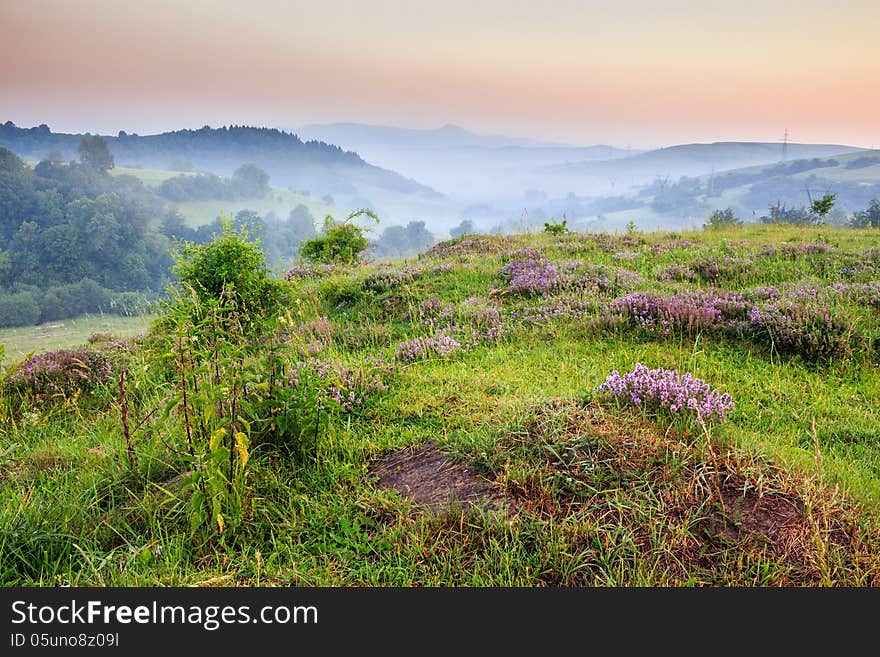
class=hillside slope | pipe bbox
[2,225,880,586]
[0,121,442,200]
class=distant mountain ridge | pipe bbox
[545,141,866,178]
[296,122,569,150]
[0,121,441,199]
[295,121,636,200]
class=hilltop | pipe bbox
[2,223,880,586]
[544,141,865,181]
[0,121,442,202]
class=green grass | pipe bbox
[172,189,340,229]
[110,166,193,187]
[110,166,343,228]
[3,223,880,587]
[0,314,154,363]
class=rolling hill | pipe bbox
[543,141,866,188]
[3,224,880,586]
[0,121,443,202]
[296,122,636,201]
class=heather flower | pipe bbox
[459,301,505,344]
[747,300,853,362]
[362,267,418,293]
[411,297,457,328]
[285,263,336,280]
[598,363,734,422]
[605,290,749,336]
[499,256,558,295]
[428,236,511,259]
[688,255,752,283]
[6,347,115,398]
[394,332,462,363]
[762,243,835,259]
[830,282,880,308]
[289,356,394,413]
[651,239,698,254]
[657,264,697,282]
[511,298,594,324]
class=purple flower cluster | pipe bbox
[687,255,753,283]
[657,264,697,282]
[510,298,594,324]
[6,348,115,398]
[86,332,145,352]
[830,282,880,308]
[598,363,734,422]
[285,263,336,280]
[429,236,511,259]
[362,267,419,293]
[613,251,640,261]
[651,239,698,254]
[394,332,462,363]
[747,301,852,361]
[761,243,835,259]
[838,264,875,280]
[499,256,559,295]
[746,285,783,301]
[413,297,456,328]
[607,290,749,336]
[430,263,455,275]
[555,233,644,255]
[459,302,505,344]
[290,357,394,413]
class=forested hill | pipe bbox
[0,122,441,198]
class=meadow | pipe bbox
[2,223,879,586]
[0,314,154,362]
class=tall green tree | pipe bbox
[231,163,270,198]
[78,135,114,172]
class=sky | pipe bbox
[2,0,878,148]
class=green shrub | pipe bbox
[543,219,569,235]
[704,207,742,229]
[171,216,285,328]
[39,278,111,322]
[299,209,377,264]
[0,292,40,327]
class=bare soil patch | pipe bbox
[370,440,510,515]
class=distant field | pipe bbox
[172,188,340,228]
[110,166,194,187]
[111,166,343,228]
[0,313,155,363]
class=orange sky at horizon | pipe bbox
[2,0,878,148]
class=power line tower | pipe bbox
[780,128,790,162]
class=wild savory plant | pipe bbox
[605,290,750,337]
[4,347,115,399]
[394,333,462,363]
[598,363,734,423]
[361,267,420,293]
[499,255,558,296]
[747,300,855,362]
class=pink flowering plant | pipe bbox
[5,347,116,399]
[597,363,734,424]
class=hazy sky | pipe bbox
[2,0,878,148]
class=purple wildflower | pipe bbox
[598,363,734,422]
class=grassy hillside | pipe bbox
[111,166,343,228]
[0,314,154,362]
[2,224,880,586]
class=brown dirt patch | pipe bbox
[370,440,511,515]
[716,475,806,543]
